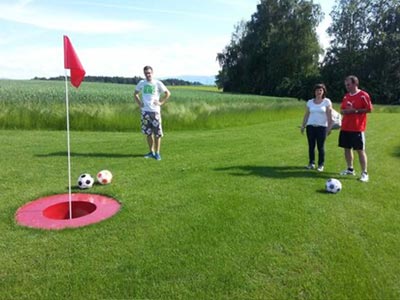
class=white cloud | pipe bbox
[317,14,333,52]
[0,37,227,79]
[70,0,237,22]
[15,0,34,9]
[0,1,149,34]
[76,37,227,77]
[0,46,61,79]
[0,0,334,79]
[214,0,259,10]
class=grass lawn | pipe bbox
[0,112,399,299]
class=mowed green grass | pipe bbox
[0,111,399,299]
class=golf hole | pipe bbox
[16,193,121,229]
[43,201,97,220]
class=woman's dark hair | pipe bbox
[314,83,327,98]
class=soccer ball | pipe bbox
[77,173,94,189]
[97,170,112,185]
[326,178,342,194]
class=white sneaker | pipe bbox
[317,165,324,172]
[359,172,369,182]
[340,169,356,176]
[306,164,315,170]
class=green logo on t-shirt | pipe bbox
[143,84,155,95]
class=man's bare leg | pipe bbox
[357,150,368,173]
[147,135,155,153]
[155,136,161,154]
[345,148,354,169]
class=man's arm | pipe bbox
[342,94,373,115]
[134,90,143,107]
[341,108,372,115]
[159,90,171,105]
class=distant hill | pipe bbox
[32,76,203,86]
[173,75,216,86]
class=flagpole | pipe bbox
[64,70,73,220]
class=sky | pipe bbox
[0,0,336,79]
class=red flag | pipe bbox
[63,35,86,88]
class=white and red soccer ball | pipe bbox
[97,170,113,185]
[77,170,112,189]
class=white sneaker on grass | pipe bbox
[359,172,369,182]
[306,164,315,170]
[340,169,356,176]
[317,165,324,172]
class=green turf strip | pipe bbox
[0,112,399,299]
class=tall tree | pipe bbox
[321,0,372,101]
[366,1,400,103]
[217,0,323,98]
[322,0,400,104]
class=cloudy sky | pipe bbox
[0,0,335,79]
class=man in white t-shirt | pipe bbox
[134,66,171,160]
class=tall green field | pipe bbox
[0,80,303,131]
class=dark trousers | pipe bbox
[306,126,327,166]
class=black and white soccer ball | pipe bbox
[77,173,94,189]
[326,178,342,194]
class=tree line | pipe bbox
[216,0,400,104]
[33,76,203,86]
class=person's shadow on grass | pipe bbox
[394,147,400,158]
[215,165,339,180]
[36,152,143,159]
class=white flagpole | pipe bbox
[64,70,73,220]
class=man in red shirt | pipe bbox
[339,76,373,182]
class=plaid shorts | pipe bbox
[141,111,163,137]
